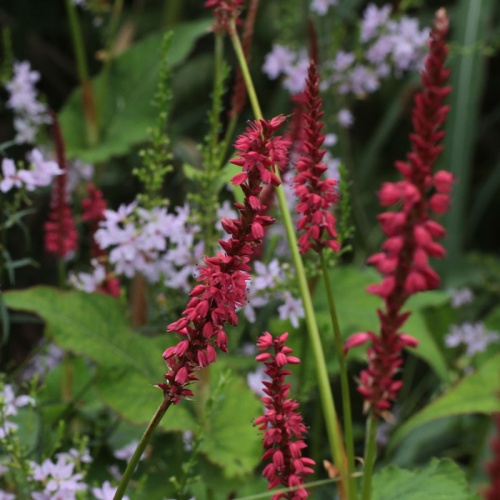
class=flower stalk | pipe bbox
[228,19,348,497]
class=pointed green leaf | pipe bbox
[372,458,479,500]
[2,287,194,431]
[59,19,212,163]
[314,265,450,381]
[201,363,262,478]
[390,353,500,447]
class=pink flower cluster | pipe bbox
[159,116,289,404]
[255,332,314,499]
[294,60,339,255]
[345,9,452,416]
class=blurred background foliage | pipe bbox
[1,0,500,497]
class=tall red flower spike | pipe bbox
[44,115,78,259]
[484,413,500,500]
[204,0,245,34]
[255,332,315,499]
[81,183,120,297]
[293,60,339,255]
[344,9,453,418]
[159,116,289,404]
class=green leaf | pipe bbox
[201,363,262,478]
[2,287,195,431]
[390,353,500,447]
[314,265,450,381]
[442,0,496,281]
[59,19,212,163]
[372,458,480,500]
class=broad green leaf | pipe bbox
[372,458,479,500]
[443,0,495,280]
[3,287,195,431]
[201,363,262,478]
[390,353,500,447]
[314,265,450,381]
[59,19,212,163]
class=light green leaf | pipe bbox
[390,353,500,447]
[372,458,479,500]
[59,19,212,163]
[314,265,450,381]
[3,287,195,431]
[201,363,262,478]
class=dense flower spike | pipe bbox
[484,413,500,500]
[344,9,452,417]
[44,114,78,259]
[255,332,314,499]
[204,0,245,34]
[293,60,339,254]
[81,183,120,297]
[158,116,289,404]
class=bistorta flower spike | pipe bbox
[484,413,500,500]
[158,116,289,404]
[344,9,452,417]
[255,332,315,499]
[293,60,339,255]
[44,114,78,259]
[81,183,120,297]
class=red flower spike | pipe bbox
[345,9,453,418]
[159,117,289,404]
[255,332,315,499]
[80,183,120,297]
[44,114,78,259]
[484,413,500,500]
[293,60,339,255]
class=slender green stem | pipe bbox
[65,0,98,146]
[320,252,357,499]
[229,20,348,497]
[113,396,172,500]
[211,34,224,165]
[361,412,379,500]
[228,23,262,119]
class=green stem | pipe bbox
[65,0,98,146]
[113,396,172,500]
[211,33,224,165]
[320,252,357,499]
[228,23,262,119]
[361,412,379,500]
[229,20,348,497]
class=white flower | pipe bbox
[277,291,305,328]
[262,45,296,80]
[450,287,474,308]
[310,0,338,16]
[113,440,146,462]
[337,109,354,128]
[445,322,500,357]
[247,365,271,397]
[5,61,51,144]
[92,481,128,500]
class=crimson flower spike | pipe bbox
[204,0,245,34]
[81,183,120,297]
[158,116,289,404]
[293,60,340,255]
[344,9,453,418]
[255,332,315,499]
[44,113,78,259]
[484,413,500,500]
